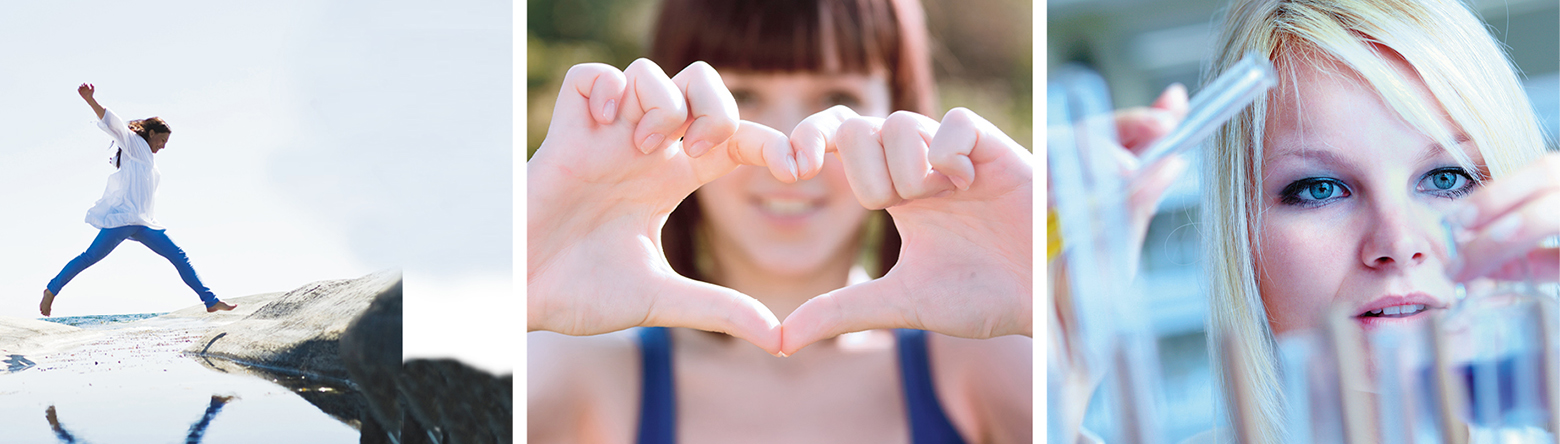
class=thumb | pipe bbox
[645,277,783,355]
[780,278,911,356]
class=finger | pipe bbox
[1114,84,1189,152]
[1470,248,1560,282]
[645,277,783,355]
[929,108,1025,191]
[1152,83,1189,118]
[780,279,912,356]
[881,111,956,199]
[696,120,794,184]
[558,63,628,126]
[623,58,688,154]
[834,116,902,209]
[1447,154,1560,229]
[1127,153,1189,222]
[670,62,740,158]
[1452,192,1560,282]
[789,105,860,180]
[1114,108,1180,153]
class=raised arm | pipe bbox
[78,83,106,120]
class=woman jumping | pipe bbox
[39,83,237,317]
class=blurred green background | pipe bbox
[526,0,1032,159]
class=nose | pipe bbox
[1359,199,1433,270]
[748,102,809,137]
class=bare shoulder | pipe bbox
[528,329,643,444]
[927,333,1033,444]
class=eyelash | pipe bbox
[1277,167,1478,208]
[1416,167,1478,199]
[1278,178,1350,208]
[824,91,861,108]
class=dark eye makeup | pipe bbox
[1416,166,1477,198]
[1276,166,1478,208]
[823,91,862,108]
[1278,177,1351,207]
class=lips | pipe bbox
[754,195,824,219]
[1353,293,1445,327]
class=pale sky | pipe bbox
[0,0,513,371]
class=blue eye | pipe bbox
[1417,167,1476,198]
[1279,178,1351,207]
[1307,181,1337,199]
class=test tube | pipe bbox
[1137,52,1277,167]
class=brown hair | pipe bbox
[651,0,936,283]
[112,117,171,168]
[128,116,171,140]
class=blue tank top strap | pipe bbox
[896,329,969,444]
[636,327,676,444]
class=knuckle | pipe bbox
[884,111,919,133]
[839,117,878,140]
[827,104,856,117]
[684,60,716,77]
[1545,155,1560,188]
[564,63,612,81]
[941,107,980,128]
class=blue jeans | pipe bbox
[47,226,220,308]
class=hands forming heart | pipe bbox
[527,59,1033,356]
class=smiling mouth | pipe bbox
[755,196,822,217]
[1357,304,1430,318]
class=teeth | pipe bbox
[760,198,814,216]
[1364,304,1430,318]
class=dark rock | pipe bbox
[339,281,513,444]
[399,359,513,444]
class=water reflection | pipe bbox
[44,396,237,444]
[5,354,36,373]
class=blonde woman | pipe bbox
[1187,0,1559,441]
[1055,0,1556,441]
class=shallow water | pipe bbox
[0,314,363,443]
[40,313,166,330]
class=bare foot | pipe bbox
[40,289,56,317]
[206,301,238,313]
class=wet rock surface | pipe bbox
[187,270,400,381]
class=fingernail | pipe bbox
[1484,213,1522,242]
[787,155,799,182]
[687,140,711,157]
[640,133,665,154]
[777,351,789,358]
[949,174,971,191]
[1448,203,1477,227]
[794,151,810,178]
[602,99,617,121]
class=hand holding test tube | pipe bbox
[1136,52,1277,168]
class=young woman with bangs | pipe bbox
[527,0,1033,442]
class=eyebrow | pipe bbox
[1415,134,1473,166]
[1268,145,1350,169]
